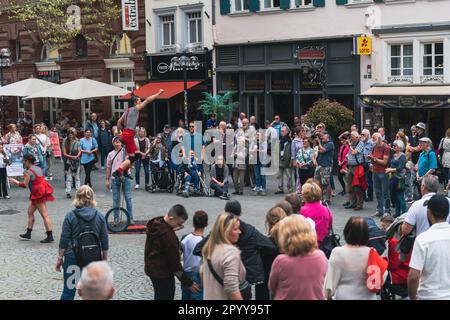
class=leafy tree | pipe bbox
[8,0,121,48]
[198,92,238,122]
[305,98,354,138]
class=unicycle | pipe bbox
[105,196,130,233]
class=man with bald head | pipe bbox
[77,261,115,300]
[368,132,391,217]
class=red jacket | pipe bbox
[338,145,350,171]
[388,237,411,285]
[352,165,368,191]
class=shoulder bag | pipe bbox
[207,259,252,300]
[319,205,341,259]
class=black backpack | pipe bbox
[73,211,103,268]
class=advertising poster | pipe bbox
[49,132,62,158]
[4,144,24,177]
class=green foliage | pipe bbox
[305,98,354,137]
[198,92,238,121]
[8,0,121,48]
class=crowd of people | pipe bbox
[2,96,450,301]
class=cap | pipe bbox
[416,122,426,130]
[427,194,450,218]
[112,136,123,144]
[380,215,394,223]
[419,137,432,144]
[225,200,242,216]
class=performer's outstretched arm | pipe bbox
[136,89,165,111]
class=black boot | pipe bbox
[40,231,54,243]
[20,228,32,240]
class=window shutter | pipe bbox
[220,0,231,15]
[248,0,260,12]
[313,0,325,7]
[336,0,348,5]
[280,0,290,10]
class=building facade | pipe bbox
[0,0,147,128]
[144,0,214,134]
[360,0,450,143]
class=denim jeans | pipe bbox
[373,172,391,214]
[60,252,80,300]
[185,170,199,190]
[405,170,414,201]
[210,181,229,196]
[365,171,374,200]
[112,177,133,220]
[135,158,150,186]
[393,189,407,218]
[100,146,110,168]
[181,271,203,300]
[253,164,266,191]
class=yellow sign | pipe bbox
[357,36,372,55]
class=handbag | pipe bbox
[366,248,388,293]
[319,205,341,259]
[207,259,252,300]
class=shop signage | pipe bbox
[360,95,450,109]
[246,79,265,91]
[272,79,292,90]
[147,52,210,81]
[357,36,372,55]
[298,49,326,60]
[300,67,322,90]
[121,0,139,31]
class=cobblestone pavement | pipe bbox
[0,162,378,300]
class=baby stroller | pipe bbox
[175,164,211,197]
[150,160,174,193]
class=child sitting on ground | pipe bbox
[180,210,208,300]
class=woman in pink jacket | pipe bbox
[300,180,333,247]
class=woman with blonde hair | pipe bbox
[201,212,247,300]
[260,207,287,299]
[300,181,333,247]
[269,215,328,300]
[56,185,109,300]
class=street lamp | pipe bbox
[171,49,199,129]
[0,48,12,132]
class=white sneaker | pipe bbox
[101,166,105,170]
[135,184,140,189]
[252,186,257,192]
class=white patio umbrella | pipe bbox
[25,77,131,125]
[0,76,59,125]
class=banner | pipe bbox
[4,144,24,177]
[49,132,62,158]
[121,0,139,31]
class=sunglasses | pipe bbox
[189,125,195,128]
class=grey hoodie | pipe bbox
[59,207,109,255]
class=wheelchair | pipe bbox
[380,279,408,300]
[175,164,211,197]
[149,160,175,193]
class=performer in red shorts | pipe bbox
[9,154,55,243]
[113,89,164,179]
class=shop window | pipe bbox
[219,73,239,92]
[161,15,175,48]
[264,0,280,9]
[245,72,265,91]
[271,72,292,91]
[423,42,444,76]
[111,69,133,83]
[389,44,413,76]
[111,33,132,57]
[41,44,60,61]
[75,34,88,57]
[187,12,202,46]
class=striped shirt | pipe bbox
[346,141,365,166]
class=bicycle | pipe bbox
[104,189,130,233]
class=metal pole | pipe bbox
[183,66,188,129]
[0,56,4,133]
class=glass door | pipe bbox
[246,95,265,126]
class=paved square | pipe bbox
[0,162,378,300]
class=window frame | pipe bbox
[186,11,203,46]
[389,43,413,77]
[263,0,281,9]
[290,0,313,8]
[160,14,175,48]
[231,0,250,12]
[422,42,444,76]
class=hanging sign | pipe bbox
[357,36,372,55]
[122,0,139,31]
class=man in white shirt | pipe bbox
[408,194,450,300]
[402,175,450,237]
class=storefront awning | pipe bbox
[359,85,450,109]
[120,81,202,100]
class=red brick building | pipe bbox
[0,0,148,128]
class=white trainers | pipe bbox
[135,184,140,189]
